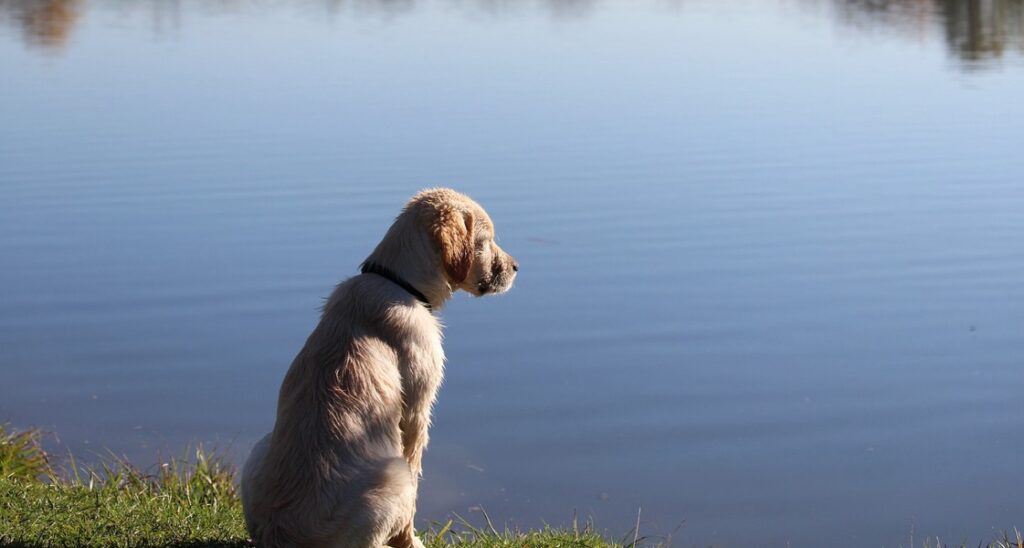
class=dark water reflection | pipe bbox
[1,0,1023,546]
[833,0,1024,67]
[0,0,82,50]
[4,0,1024,68]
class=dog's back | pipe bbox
[241,275,440,547]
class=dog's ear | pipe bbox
[432,206,475,284]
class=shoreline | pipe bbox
[1,425,1020,548]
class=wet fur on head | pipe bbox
[240,188,516,548]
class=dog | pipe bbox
[241,188,518,548]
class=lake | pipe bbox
[1,0,1022,545]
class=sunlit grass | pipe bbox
[0,424,51,481]
[0,424,247,547]
[422,512,609,548]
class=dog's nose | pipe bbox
[512,261,519,272]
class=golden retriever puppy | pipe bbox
[241,188,517,548]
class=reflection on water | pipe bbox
[0,0,80,50]
[942,0,1024,61]
[834,0,1024,67]
[2,0,1023,69]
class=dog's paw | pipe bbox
[386,538,425,548]
[386,530,426,548]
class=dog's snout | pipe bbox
[511,261,519,272]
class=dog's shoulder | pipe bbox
[334,274,441,346]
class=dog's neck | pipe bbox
[360,261,434,310]
[361,257,454,311]
[362,220,456,310]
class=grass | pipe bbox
[0,424,1019,548]
[0,425,610,547]
[1,424,247,547]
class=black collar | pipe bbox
[360,262,432,311]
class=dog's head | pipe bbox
[411,188,518,297]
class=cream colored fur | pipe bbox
[241,188,517,548]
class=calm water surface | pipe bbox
[2,1,1023,545]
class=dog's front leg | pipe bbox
[395,372,437,548]
[395,414,429,548]
[400,370,437,479]
[386,521,426,548]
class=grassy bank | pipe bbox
[0,425,608,547]
[1,425,1020,548]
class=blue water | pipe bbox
[2,1,1023,545]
